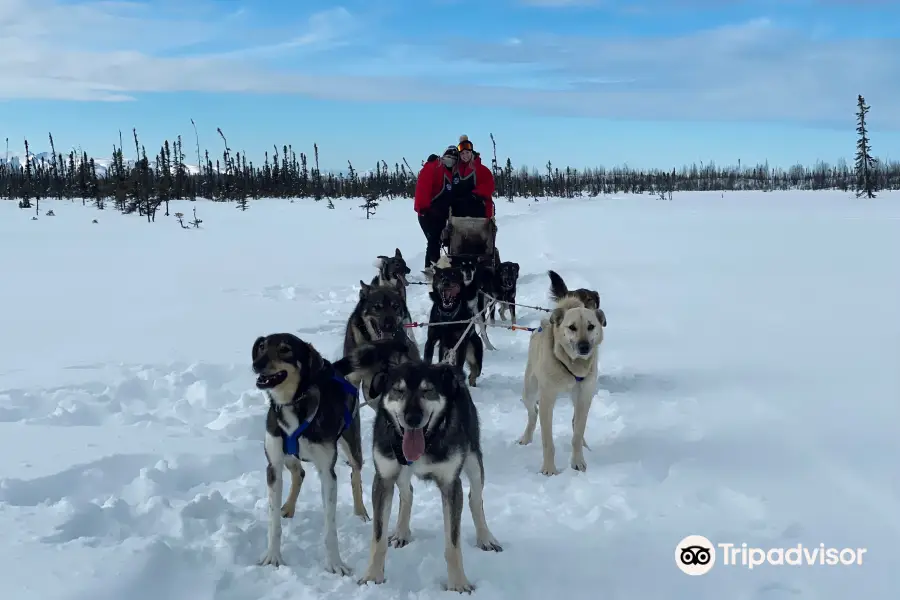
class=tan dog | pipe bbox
[517,296,606,475]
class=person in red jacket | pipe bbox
[451,134,495,219]
[413,136,496,276]
[414,145,460,273]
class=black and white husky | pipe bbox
[371,247,412,302]
[351,358,503,593]
[344,280,419,406]
[252,332,370,575]
[423,263,483,386]
[440,253,498,351]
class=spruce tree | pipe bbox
[854,94,877,198]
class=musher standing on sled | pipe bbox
[414,135,496,279]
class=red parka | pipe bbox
[414,154,495,218]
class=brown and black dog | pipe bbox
[547,270,607,327]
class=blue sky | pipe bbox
[1,0,899,172]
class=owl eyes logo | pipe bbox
[676,535,716,575]
[681,545,711,565]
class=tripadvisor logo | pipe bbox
[676,535,715,576]
[675,535,867,575]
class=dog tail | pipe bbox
[547,269,569,303]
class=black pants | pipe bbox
[418,213,444,270]
[450,194,487,218]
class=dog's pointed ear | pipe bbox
[549,307,566,326]
[377,255,389,261]
[590,291,600,309]
[359,280,371,299]
[394,247,402,258]
[252,336,266,362]
[596,308,607,327]
[512,262,520,274]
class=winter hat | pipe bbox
[440,145,459,167]
[457,134,474,152]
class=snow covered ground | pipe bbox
[1,191,897,600]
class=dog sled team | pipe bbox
[251,134,608,593]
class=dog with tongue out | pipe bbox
[401,424,426,462]
[354,359,503,593]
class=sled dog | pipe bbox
[371,248,412,303]
[547,269,602,313]
[440,252,499,351]
[517,296,606,475]
[489,261,520,325]
[355,360,503,592]
[344,280,420,405]
[423,263,483,386]
[252,333,369,574]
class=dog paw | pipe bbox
[444,576,475,594]
[476,537,503,552]
[389,530,412,548]
[355,508,371,523]
[467,376,477,387]
[357,571,385,586]
[540,464,559,476]
[571,455,587,472]
[517,435,532,445]
[280,503,296,518]
[325,559,353,576]
[258,551,285,567]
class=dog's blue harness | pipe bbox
[560,362,584,382]
[282,373,357,457]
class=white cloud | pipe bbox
[0,1,363,101]
[440,19,900,128]
[0,2,896,130]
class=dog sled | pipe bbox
[439,210,499,269]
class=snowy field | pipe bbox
[2,190,898,600]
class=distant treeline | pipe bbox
[1,128,897,219]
